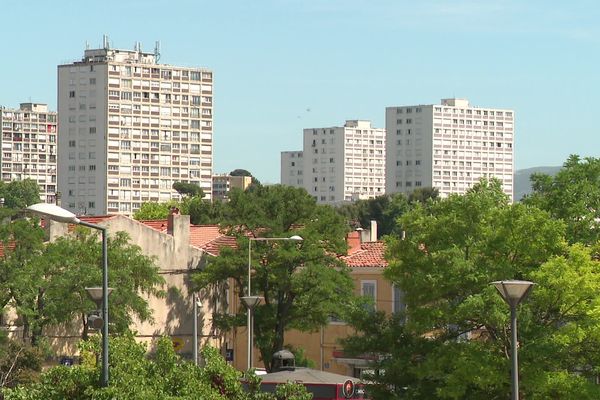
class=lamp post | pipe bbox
[192,293,202,366]
[27,203,110,387]
[491,280,535,400]
[245,235,303,370]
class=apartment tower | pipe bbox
[281,120,385,204]
[58,40,213,215]
[0,103,58,203]
[385,98,514,199]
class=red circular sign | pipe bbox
[342,379,355,398]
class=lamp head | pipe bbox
[491,280,535,307]
[26,203,80,224]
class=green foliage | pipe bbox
[335,190,434,237]
[0,220,164,345]
[194,185,354,371]
[346,179,600,398]
[0,338,43,389]
[172,182,204,198]
[524,154,600,244]
[3,335,312,400]
[283,346,315,369]
[183,195,225,225]
[0,179,41,210]
[133,200,179,221]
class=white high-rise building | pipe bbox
[281,120,385,204]
[0,103,58,203]
[58,42,213,215]
[385,98,514,199]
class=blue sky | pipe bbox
[1,0,599,183]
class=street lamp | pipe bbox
[245,235,303,370]
[491,280,535,400]
[27,203,111,387]
[192,293,202,366]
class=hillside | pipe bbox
[514,166,562,201]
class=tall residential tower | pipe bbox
[385,99,514,199]
[58,42,213,215]
[281,120,385,204]
[0,103,58,203]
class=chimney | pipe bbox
[167,207,180,236]
[370,220,378,242]
[346,230,362,255]
[167,207,190,260]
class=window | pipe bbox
[361,281,377,311]
[69,91,75,98]
[393,285,406,317]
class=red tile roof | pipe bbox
[340,241,387,268]
[79,215,118,224]
[136,218,388,265]
[140,219,168,232]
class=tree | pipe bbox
[345,179,600,398]
[3,335,312,399]
[173,181,204,198]
[0,220,165,345]
[183,195,224,225]
[0,179,41,210]
[407,186,439,204]
[335,193,410,237]
[194,185,355,371]
[133,200,179,221]
[524,154,600,244]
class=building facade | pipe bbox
[385,98,514,199]
[0,103,58,203]
[280,151,304,188]
[212,174,252,201]
[281,120,386,204]
[57,43,213,216]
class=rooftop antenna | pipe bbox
[103,34,110,50]
[85,40,90,50]
[154,41,161,62]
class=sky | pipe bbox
[1,0,599,184]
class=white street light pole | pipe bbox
[27,203,111,387]
[491,280,535,400]
[245,235,302,370]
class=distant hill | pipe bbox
[514,166,562,201]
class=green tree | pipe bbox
[133,200,179,221]
[172,182,204,198]
[0,179,41,210]
[3,335,313,399]
[0,338,43,390]
[0,220,165,345]
[194,185,354,371]
[524,154,600,244]
[345,179,600,399]
[335,193,410,237]
[183,195,224,225]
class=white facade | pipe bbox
[281,120,385,204]
[0,103,58,203]
[280,151,304,188]
[58,45,213,216]
[385,99,514,199]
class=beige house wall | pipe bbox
[5,213,222,361]
[227,267,393,376]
